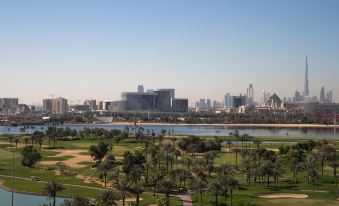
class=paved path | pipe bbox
[175,193,192,206]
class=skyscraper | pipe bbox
[224,93,232,107]
[303,56,310,101]
[327,90,333,103]
[319,85,326,103]
[137,85,144,93]
[247,84,254,105]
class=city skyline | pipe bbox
[1,0,339,104]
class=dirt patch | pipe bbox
[119,198,143,202]
[40,149,92,168]
[257,193,308,199]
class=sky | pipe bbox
[0,0,339,106]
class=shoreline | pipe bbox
[63,122,339,129]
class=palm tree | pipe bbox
[190,178,207,202]
[44,181,65,206]
[116,178,130,206]
[209,182,223,205]
[14,138,19,149]
[226,141,233,149]
[228,178,240,206]
[97,159,115,187]
[128,183,144,205]
[328,152,338,186]
[157,177,175,206]
[95,190,118,206]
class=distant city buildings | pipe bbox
[109,86,188,113]
[0,98,19,115]
[43,97,68,114]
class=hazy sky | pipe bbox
[1,0,339,105]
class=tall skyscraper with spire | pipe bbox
[304,56,309,96]
[303,56,310,101]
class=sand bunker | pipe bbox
[40,149,92,168]
[119,198,143,202]
[258,193,308,199]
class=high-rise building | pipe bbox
[303,56,310,101]
[111,87,187,112]
[43,99,52,113]
[84,99,97,111]
[0,98,19,109]
[327,90,333,103]
[137,85,144,93]
[294,90,303,103]
[260,90,266,106]
[51,97,68,114]
[247,84,254,105]
[206,99,211,109]
[232,95,246,108]
[319,85,326,103]
[224,93,232,107]
[155,89,175,112]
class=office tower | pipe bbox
[172,98,188,112]
[206,99,211,109]
[246,84,254,105]
[155,89,175,112]
[43,99,53,113]
[327,90,333,103]
[96,101,103,110]
[232,95,246,108]
[319,85,326,103]
[137,85,144,93]
[311,96,318,103]
[51,97,68,114]
[84,99,97,111]
[294,90,303,103]
[111,88,187,112]
[198,99,206,109]
[260,90,266,106]
[224,93,232,107]
[303,56,310,101]
[0,98,19,109]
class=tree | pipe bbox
[14,138,19,149]
[172,168,190,188]
[61,196,90,206]
[190,178,207,202]
[209,182,223,205]
[328,152,338,186]
[128,183,144,205]
[122,151,146,176]
[21,146,41,167]
[116,178,130,206]
[97,156,115,187]
[89,141,109,165]
[44,181,65,206]
[157,177,175,206]
[95,190,118,206]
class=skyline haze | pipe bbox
[1,0,339,104]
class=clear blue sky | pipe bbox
[0,0,338,105]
